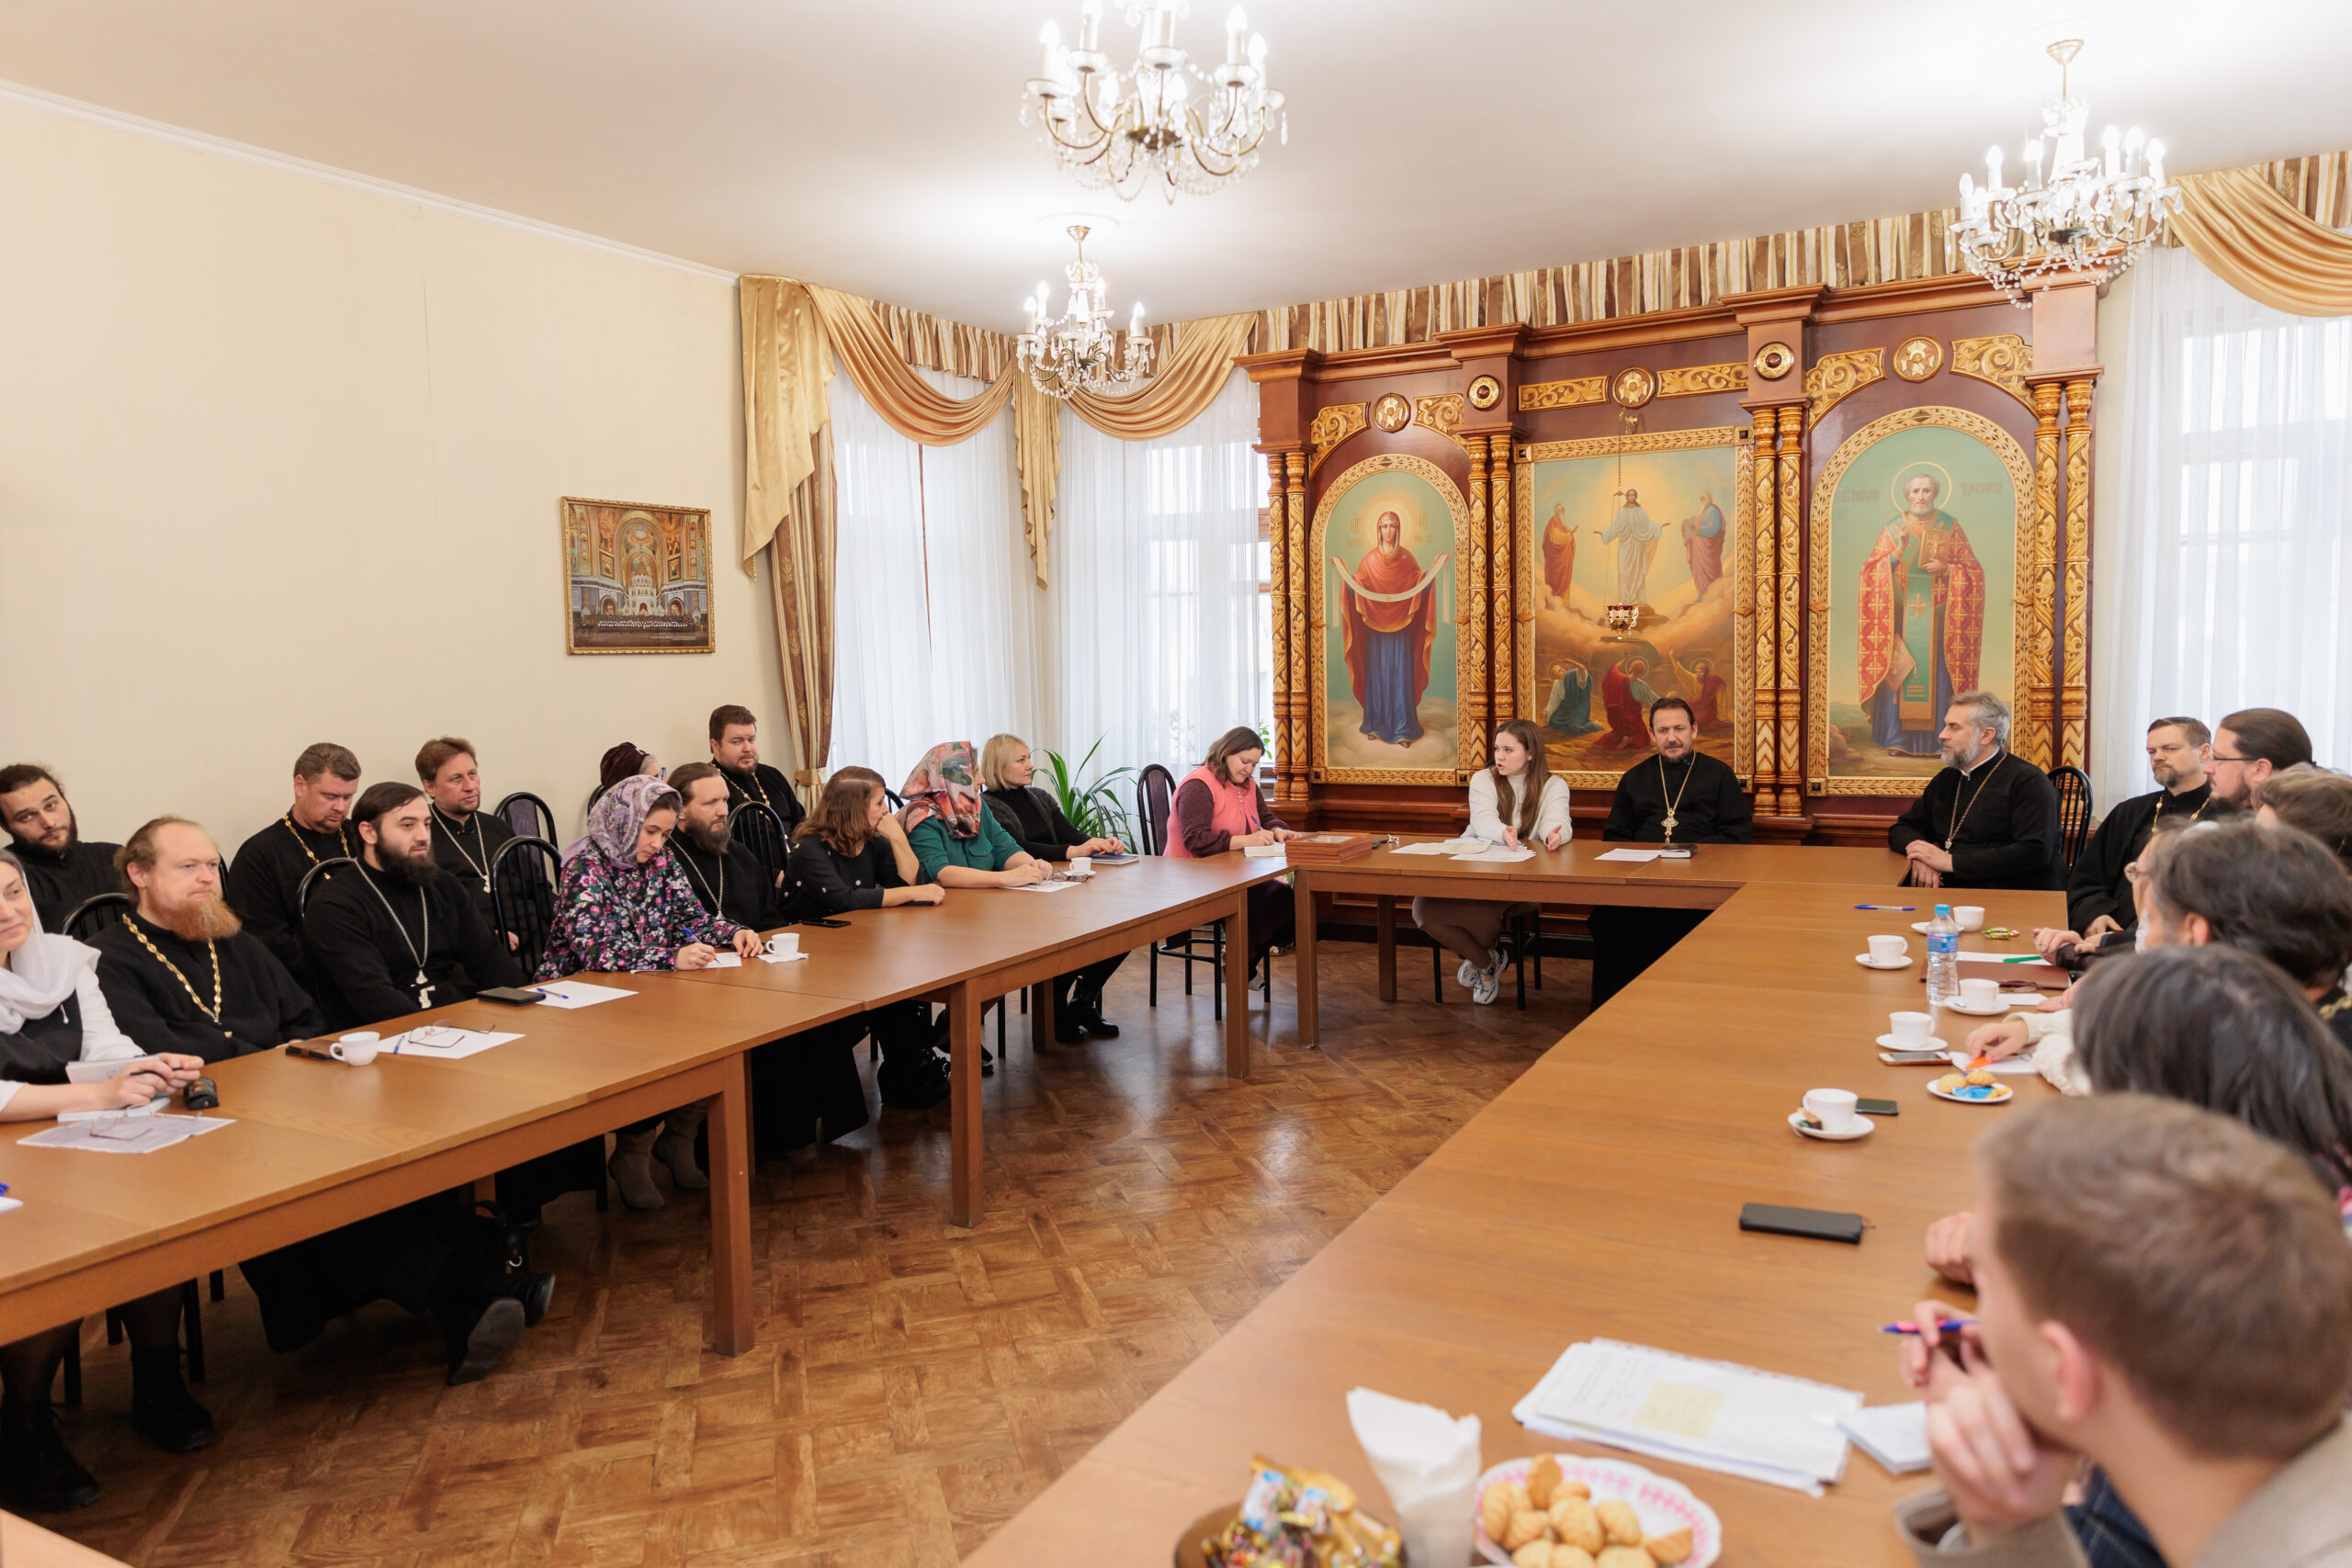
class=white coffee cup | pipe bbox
[1067,854,1092,878]
[1889,1010,1934,1047]
[330,1032,380,1066]
[1867,933,1906,964]
[1803,1088,1861,1134]
[1954,905,1986,931]
[764,931,800,958]
[1960,976,2001,1010]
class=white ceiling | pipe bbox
[4,1,2349,333]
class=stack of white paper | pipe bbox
[1593,848,1664,863]
[389,1027,525,1060]
[20,1113,234,1155]
[529,979,638,1009]
[1512,1339,1860,1495]
[1838,1403,1930,1474]
[1391,839,1484,856]
[1458,846,1535,863]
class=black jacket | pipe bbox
[1888,751,2063,890]
[94,913,322,1061]
[783,836,906,920]
[301,861,523,1031]
[983,785,1090,863]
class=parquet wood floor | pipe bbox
[40,942,1587,1567]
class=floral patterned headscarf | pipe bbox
[569,773,682,866]
[899,742,983,840]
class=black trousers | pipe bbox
[1247,880,1295,965]
[1587,905,1710,1008]
[1054,952,1126,1016]
[747,1015,872,1156]
[238,1194,498,1354]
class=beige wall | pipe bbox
[0,97,786,857]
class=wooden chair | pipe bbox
[1134,763,1261,1017]
[1427,904,1544,1009]
[2047,765,2096,873]
[492,790,557,845]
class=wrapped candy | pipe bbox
[1204,1455,1404,1568]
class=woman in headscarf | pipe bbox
[539,775,761,1209]
[595,742,662,796]
[0,851,214,1512]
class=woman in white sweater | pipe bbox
[1414,719,1571,1005]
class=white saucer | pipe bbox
[1939,998,2009,1017]
[1855,953,1913,969]
[1928,1079,2015,1106]
[1790,1110,1872,1141]
[1877,1032,1950,1052]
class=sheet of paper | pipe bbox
[1594,848,1664,863]
[528,979,638,1009]
[64,1055,168,1085]
[1960,950,2055,966]
[1838,1403,1930,1474]
[57,1100,164,1122]
[156,1114,233,1136]
[1457,846,1535,863]
[758,951,808,964]
[1389,840,1476,856]
[705,953,743,967]
[389,1028,525,1061]
[1009,879,1080,891]
[21,1116,199,1153]
[0,1196,21,1213]
[1947,1049,2038,1076]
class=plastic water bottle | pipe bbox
[1925,903,1962,1007]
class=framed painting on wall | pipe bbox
[1310,454,1469,784]
[1805,407,2034,794]
[560,497,715,655]
[1518,426,1749,790]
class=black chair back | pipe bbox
[2048,765,2096,872]
[729,800,791,879]
[296,856,359,915]
[62,893,131,942]
[492,836,564,976]
[492,791,557,845]
[1136,763,1177,855]
[884,786,907,810]
[585,782,609,817]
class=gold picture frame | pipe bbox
[560,496,716,655]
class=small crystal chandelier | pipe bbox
[1018,225,1155,400]
[1021,0,1285,204]
[1952,39,2180,306]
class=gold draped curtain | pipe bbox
[2173,167,2352,318]
[739,276,1258,781]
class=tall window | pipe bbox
[2100,246,2352,801]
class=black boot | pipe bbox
[446,1297,526,1386]
[878,1051,949,1110]
[1071,980,1120,1038]
[130,1348,216,1453]
[0,1404,101,1513]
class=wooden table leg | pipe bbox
[707,1052,754,1356]
[1375,895,1397,1003]
[1225,887,1250,1077]
[1293,874,1318,1049]
[1029,979,1052,1053]
[948,980,983,1228]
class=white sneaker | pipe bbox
[1472,964,1503,1006]
[1456,958,1480,988]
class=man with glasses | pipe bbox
[2208,706,2313,810]
[2054,717,2215,947]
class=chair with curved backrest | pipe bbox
[729,800,791,883]
[584,782,609,818]
[2047,765,2096,873]
[884,787,906,810]
[62,893,131,942]
[295,857,360,916]
[492,791,557,846]
[491,837,564,976]
[1134,763,1236,1012]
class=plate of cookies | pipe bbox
[1928,1069,2013,1104]
[1474,1453,1718,1568]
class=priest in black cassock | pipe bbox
[1887,693,2062,891]
[1589,697,1754,1005]
[94,815,540,1384]
[668,763,783,930]
[417,736,515,928]
[2063,716,2220,938]
[0,764,122,931]
[708,704,805,839]
[223,741,364,980]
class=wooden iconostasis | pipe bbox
[1241,275,2101,843]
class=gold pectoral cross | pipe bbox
[1662,814,1678,840]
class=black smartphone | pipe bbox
[1880,1049,1951,1065]
[802,917,852,928]
[478,987,545,1006]
[1856,1097,1899,1117]
[1738,1202,1865,1245]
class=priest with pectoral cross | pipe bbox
[225,742,365,982]
[1589,696,1754,1005]
[301,782,524,1032]
[417,736,515,928]
[1886,693,2063,891]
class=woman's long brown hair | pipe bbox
[1489,718,1554,839]
[1202,726,1265,787]
[796,766,887,857]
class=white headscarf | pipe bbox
[0,901,97,1034]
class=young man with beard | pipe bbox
[2206,705,2313,812]
[96,816,544,1385]
[225,741,363,979]
[1889,692,2063,890]
[2048,717,2218,954]
[707,705,804,839]
[301,783,525,1032]
[1589,697,1753,1005]
[416,737,514,928]
[666,762,781,930]
[0,764,121,931]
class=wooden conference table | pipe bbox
[1288,840,1911,1046]
[0,854,1282,1359]
[969,877,2069,1568]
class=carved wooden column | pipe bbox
[1461,437,1491,773]
[1746,417,1779,795]
[1772,405,1806,816]
[1727,286,1821,829]
[1238,349,1320,807]
[1487,433,1516,729]
[1283,448,1310,802]
[1263,448,1295,801]
[2059,378,2094,770]
[2017,378,2063,771]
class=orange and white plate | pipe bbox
[1472,1454,1720,1568]
[1928,1079,2014,1106]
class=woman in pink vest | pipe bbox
[1167,727,1299,972]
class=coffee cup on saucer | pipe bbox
[1866,934,1906,964]
[1803,1089,1861,1135]
[764,931,800,958]
[330,1032,380,1066]
[1067,854,1092,878]
[1889,1010,1933,1048]
[1953,905,1985,931]
[1960,977,2001,1010]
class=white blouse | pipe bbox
[0,968,141,1115]
[1468,772,1573,845]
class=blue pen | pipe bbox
[1882,1317,1975,1336]
[1855,904,1917,911]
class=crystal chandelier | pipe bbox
[1952,39,2180,305]
[1021,0,1285,203]
[1018,225,1155,400]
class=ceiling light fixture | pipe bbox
[1021,0,1285,204]
[1018,225,1154,400]
[1952,39,2180,305]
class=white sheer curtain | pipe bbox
[828,365,1042,789]
[1053,367,1269,779]
[2099,245,2352,802]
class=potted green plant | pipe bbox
[1040,738,1137,846]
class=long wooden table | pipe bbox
[1288,840,1911,1045]
[967,878,2068,1568]
[682,853,1289,1226]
